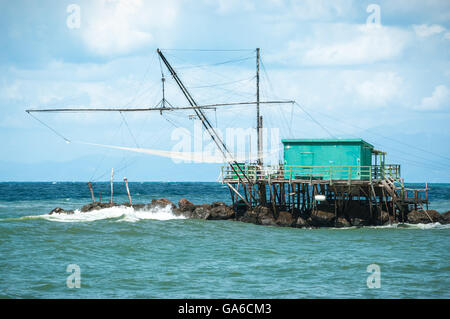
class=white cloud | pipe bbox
[209,0,256,13]
[352,72,403,106]
[271,24,410,66]
[415,85,449,111]
[413,24,445,37]
[80,0,178,56]
[289,0,355,21]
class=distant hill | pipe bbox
[0,155,222,182]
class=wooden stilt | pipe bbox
[87,182,95,203]
[227,182,250,207]
[269,182,277,218]
[124,177,132,205]
[110,168,114,204]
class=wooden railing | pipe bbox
[221,164,401,183]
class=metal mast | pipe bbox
[256,48,262,166]
[156,48,253,186]
[255,48,266,205]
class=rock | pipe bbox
[131,204,146,210]
[380,211,390,224]
[255,206,272,217]
[151,198,176,209]
[310,210,335,227]
[80,202,112,212]
[335,217,351,228]
[351,218,369,227]
[208,205,235,220]
[234,199,248,215]
[191,204,212,219]
[276,211,295,227]
[259,216,277,226]
[346,202,371,221]
[295,216,308,228]
[407,210,443,224]
[211,201,227,207]
[49,207,74,215]
[178,198,195,212]
[238,209,258,224]
[441,211,450,224]
[383,215,395,226]
[255,206,277,226]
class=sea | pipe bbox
[0,182,449,299]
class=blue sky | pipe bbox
[1,0,449,182]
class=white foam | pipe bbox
[365,222,450,230]
[36,205,185,223]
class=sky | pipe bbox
[1,0,449,182]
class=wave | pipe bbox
[363,222,450,230]
[3,205,186,223]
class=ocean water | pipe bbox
[0,182,449,299]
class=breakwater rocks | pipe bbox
[49,198,450,228]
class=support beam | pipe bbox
[226,183,250,207]
[25,100,294,113]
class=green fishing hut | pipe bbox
[282,139,383,180]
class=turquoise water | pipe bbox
[0,182,449,298]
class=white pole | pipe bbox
[110,168,114,204]
[88,182,95,202]
[124,177,132,205]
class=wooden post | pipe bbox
[306,184,310,210]
[269,182,277,219]
[110,168,114,204]
[87,182,95,203]
[124,177,132,205]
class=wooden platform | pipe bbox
[220,164,429,223]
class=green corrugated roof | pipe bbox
[281,138,374,149]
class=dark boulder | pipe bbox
[441,211,450,224]
[379,211,390,224]
[49,207,74,215]
[259,215,277,226]
[295,216,308,228]
[407,210,443,224]
[351,218,369,227]
[191,204,212,219]
[131,203,146,210]
[207,205,235,220]
[255,206,277,226]
[178,198,196,212]
[211,201,227,207]
[310,210,335,227]
[335,217,351,228]
[151,198,176,209]
[382,215,395,226]
[276,211,295,227]
[346,202,371,220]
[238,209,259,224]
[80,202,113,212]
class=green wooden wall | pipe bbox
[282,139,374,180]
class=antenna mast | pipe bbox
[256,48,262,166]
[156,48,253,187]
